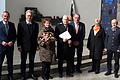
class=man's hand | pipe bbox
[63,38,68,42]
[2,41,8,46]
[104,48,107,52]
[117,50,120,53]
[68,40,72,47]
[7,41,13,47]
[73,41,79,46]
[68,40,72,44]
[18,47,22,52]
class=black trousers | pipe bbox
[73,46,83,69]
[41,62,51,79]
[106,50,119,74]
[0,47,13,80]
[20,50,36,77]
[58,46,74,75]
[91,58,100,72]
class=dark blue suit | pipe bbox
[105,27,120,74]
[0,21,16,80]
[71,22,85,71]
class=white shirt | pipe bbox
[26,20,32,24]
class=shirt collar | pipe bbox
[2,21,8,24]
[26,20,32,24]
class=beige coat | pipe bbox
[37,27,55,62]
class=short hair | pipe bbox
[62,15,69,20]
[25,10,33,15]
[73,13,80,18]
[111,19,118,25]
[2,11,10,16]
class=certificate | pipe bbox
[59,31,71,39]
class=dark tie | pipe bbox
[27,24,32,34]
[5,24,9,35]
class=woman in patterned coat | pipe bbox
[38,18,55,80]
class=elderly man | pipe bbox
[104,19,120,78]
[0,11,16,80]
[17,10,39,80]
[55,15,75,78]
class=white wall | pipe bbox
[6,0,101,38]
[0,0,5,20]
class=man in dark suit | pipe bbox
[71,13,85,73]
[55,15,75,78]
[0,11,16,80]
[17,10,39,80]
[104,19,120,78]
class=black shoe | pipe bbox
[76,69,82,73]
[105,72,111,76]
[114,74,119,78]
[95,71,100,74]
[42,77,48,80]
[28,74,38,80]
[21,77,26,80]
[88,69,94,73]
[66,73,74,77]
[59,74,63,78]
[49,75,53,79]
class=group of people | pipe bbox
[0,9,120,80]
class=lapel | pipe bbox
[24,21,33,35]
[72,22,81,33]
[1,21,8,36]
[61,23,67,33]
[7,22,11,35]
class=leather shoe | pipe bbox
[104,72,111,76]
[66,74,74,77]
[21,76,26,80]
[114,74,119,78]
[95,71,100,74]
[28,74,38,80]
[49,75,53,79]
[76,69,82,73]
[88,69,94,73]
[59,74,63,78]
[42,77,48,80]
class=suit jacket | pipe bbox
[17,21,39,52]
[105,27,120,52]
[0,21,16,52]
[87,25,105,59]
[55,23,75,58]
[71,22,85,47]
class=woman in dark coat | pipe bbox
[87,18,105,74]
[37,18,55,80]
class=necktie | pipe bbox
[5,24,9,35]
[27,24,32,34]
[76,24,79,34]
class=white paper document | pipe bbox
[59,31,71,39]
